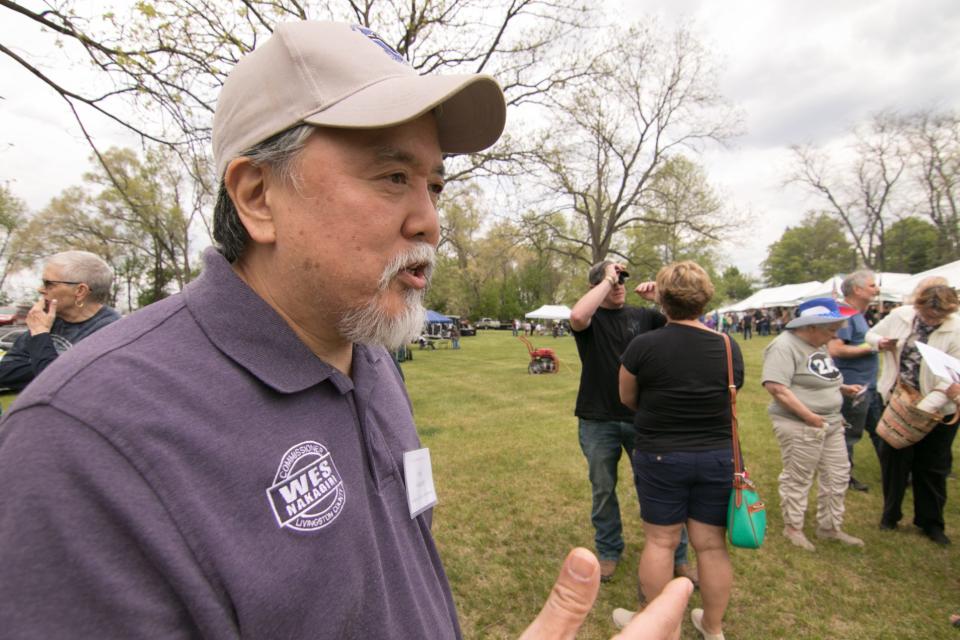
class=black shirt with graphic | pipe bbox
[0,305,121,392]
[573,305,666,422]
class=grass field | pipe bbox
[404,330,960,639]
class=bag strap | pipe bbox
[720,333,744,476]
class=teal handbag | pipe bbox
[727,471,766,548]
[721,334,767,549]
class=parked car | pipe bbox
[459,321,476,337]
[476,317,501,330]
[0,306,26,326]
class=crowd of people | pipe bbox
[570,264,958,638]
[711,299,902,343]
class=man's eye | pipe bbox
[430,182,445,196]
[388,173,407,185]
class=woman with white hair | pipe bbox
[0,250,120,391]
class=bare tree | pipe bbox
[788,112,908,270]
[1,0,602,197]
[907,110,960,261]
[523,22,741,265]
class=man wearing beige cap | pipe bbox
[0,21,691,639]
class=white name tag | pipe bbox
[403,447,438,519]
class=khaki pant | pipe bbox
[771,415,851,531]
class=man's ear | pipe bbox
[224,157,277,245]
[74,282,90,304]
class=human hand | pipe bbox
[840,384,864,397]
[805,414,826,429]
[26,298,56,336]
[633,281,657,302]
[518,547,692,640]
[877,337,898,352]
[601,263,630,289]
[946,382,960,403]
[604,263,622,282]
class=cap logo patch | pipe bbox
[266,441,346,532]
[351,24,406,64]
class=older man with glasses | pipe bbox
[0,250,120,392]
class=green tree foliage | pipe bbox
[624,156,734,276]
[12,147,197,308]
[427,188,581,321]
[879,217,941,273]
[762,213,858,286]
[0,184,28,295]
[716,266,756,303]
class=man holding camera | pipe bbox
[570,260,670,583]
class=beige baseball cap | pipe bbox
[213,21,507,178]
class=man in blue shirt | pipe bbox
[828,270,881,492]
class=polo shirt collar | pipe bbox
[183,248,385,394]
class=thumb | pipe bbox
[518,547,599,640]
[613,577,693,640]
[48,299,58,314]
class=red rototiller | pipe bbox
[518,335,560,374]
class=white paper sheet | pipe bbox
[916,342,960,383]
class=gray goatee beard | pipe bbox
[337,243,435,350]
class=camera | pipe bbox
[617,270,630,285]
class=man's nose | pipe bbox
[402,184,441,246]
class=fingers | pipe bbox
[26,298,56,335]
[517,547,599,640]
[633,281,657,301]
[605,263,622,280]
[613,577,693,640]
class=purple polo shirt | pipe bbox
[0,248,460,639]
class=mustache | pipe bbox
[378,243,436,291]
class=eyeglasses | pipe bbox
[41,279,81,289]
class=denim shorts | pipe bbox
[631,448,734,527]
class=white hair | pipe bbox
[337,243,436,350]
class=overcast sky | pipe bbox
[630,0,960,275]
[2,0,959,283]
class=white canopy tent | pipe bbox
[718,272,916,314]
[884,260,960,299]
[525,304,572,320]
[802,272,911,303]
[717,281,821,314]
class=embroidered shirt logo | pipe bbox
[267,441,346,532]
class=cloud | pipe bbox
[618,0,960,278]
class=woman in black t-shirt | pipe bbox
[614,261,743,640]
